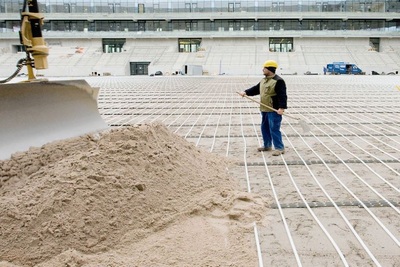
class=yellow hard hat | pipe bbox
[263,60,278,69]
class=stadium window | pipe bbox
[315,2,322,12]
[322,2,328,12]
[192,3,198,12]
[109,2,121,13]
[184,21,198,31]
[102,38,126,53]
[138,21,145,31]
[138,3,145,13]
[387,1,400,12]
[13,45,25,53]
[227,2,241,12]
[228,3,234,12]
[185,3,197,12]
[130,62,150,75]
[153,3,159,13]
[178,38,202,53]
[63,2,77,13]
[271,1,284,12]
[269,38,294,52]
[369,38,380,52]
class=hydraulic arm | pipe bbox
[19,0,49,80]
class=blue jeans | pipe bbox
[261,112,284,150]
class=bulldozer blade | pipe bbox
[0,79,109,160]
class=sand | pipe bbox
[0,123,267,267]
[1,75,400,266]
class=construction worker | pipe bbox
[239,60,287,156]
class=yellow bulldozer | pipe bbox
[0,0,108,160]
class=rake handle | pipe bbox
[236,91,299,121]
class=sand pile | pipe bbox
[0,123,268,267]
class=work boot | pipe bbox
[272,149,285,156]
[257,147,272,152]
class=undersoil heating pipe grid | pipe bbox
[94,76,400,267]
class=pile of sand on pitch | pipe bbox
[0,123,266,266]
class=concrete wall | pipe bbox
[1,37,399,78]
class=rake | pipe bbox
[236,92,311,133]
